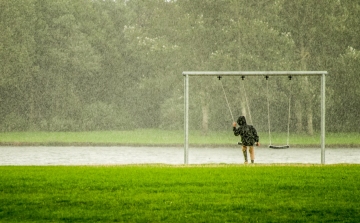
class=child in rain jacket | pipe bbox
[233,116,260,164]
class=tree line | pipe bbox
[1,0,359,133]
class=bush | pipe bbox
[159,96,183,130]
[48,116,79,132]
[1,112,28,131]
[81,102,134,131]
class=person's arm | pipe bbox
[232,122,240,136]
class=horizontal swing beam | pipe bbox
[183,71,327,76]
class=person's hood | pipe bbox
[237,116,247,126]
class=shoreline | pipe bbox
[1,142,359,148]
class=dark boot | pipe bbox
[243,150,248,164]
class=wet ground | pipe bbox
[1,146,359,165]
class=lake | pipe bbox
[1,146,359,165]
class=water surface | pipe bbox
[1,146,359,165]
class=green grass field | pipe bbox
[1,165,359,222]
[0,130,359,147]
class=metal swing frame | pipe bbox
[183,71,327,164]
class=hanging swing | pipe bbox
[218,76,235,123]
[218,76,255,146]
[266,75,292,149]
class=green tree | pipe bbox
[175,0,295,133]
[278,0,347,134]
[33,0,105,130]
[0,0,37,130]
[326,0,360,132]
[123,0,184,128]
[329,47,360,132]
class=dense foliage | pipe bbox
[1,0,359,133]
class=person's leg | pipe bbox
[242,146,248,163]
[249,146,255,163]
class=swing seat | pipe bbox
[269,145,290,149]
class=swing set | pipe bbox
[219,75,292,149]
[183,71,327,164]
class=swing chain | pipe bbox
[218,77,235,122]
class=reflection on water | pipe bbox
[0,146,359,165]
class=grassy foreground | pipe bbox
[1,165,359,222]
[0,130,359,147]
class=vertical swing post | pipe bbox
[184,74,189,164]
[287,76,292,146]
[265,76,272,146]
[321,73,326,164]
